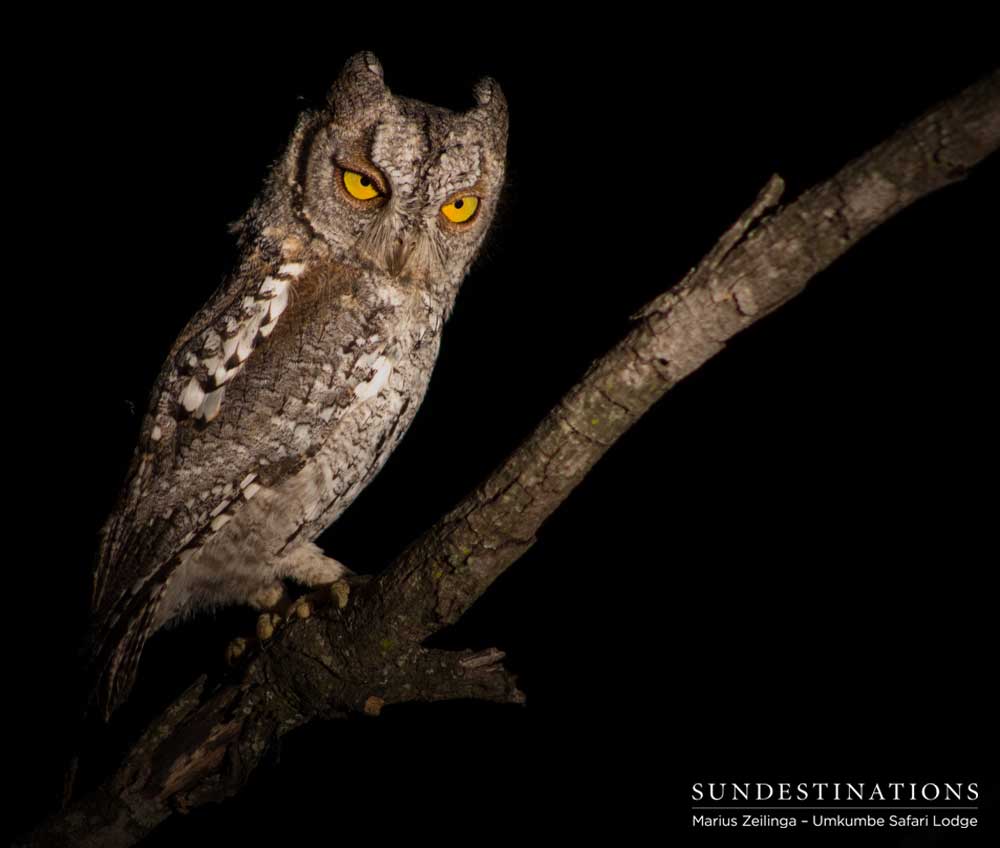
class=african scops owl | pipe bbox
[87,52,508,719]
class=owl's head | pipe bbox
[277,52,507,293]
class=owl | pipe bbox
[87,52,508,720]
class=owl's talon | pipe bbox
[247,581,289,613]
[256,613,281,641]
[226,637,247,665]
[329,580,351,610]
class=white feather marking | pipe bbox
[259,276,287,298]
[354,350,380,372]
[210,498,231,518]
[151,424,162,442]
[268,287,289,322]
[354,356,393,400]
[222,334,239,361]
[240,472,258,489]
[211,513,231,531]
[258,321,276,339]
[243,481,261,500]
[185,352,199,369]
[180,377,205,412]
[236,319,258,361]
[380,286,407,307]
[278,262,305,278]
[236,336,253,362]
[198,386,225,422]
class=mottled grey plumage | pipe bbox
[88,52,508,719]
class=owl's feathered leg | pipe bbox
[246,580,291,611]
[273,542,354,623]
[224,577,354,666]
[275,541,352,586]
[226,545,353,662]
[251,544,352,639]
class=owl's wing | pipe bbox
[87,244,310,719]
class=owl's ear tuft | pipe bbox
[348,50,385,82]
[472,77,502,108]
[328,51,389,114]
[470,77,508,148]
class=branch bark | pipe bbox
[23,69,999,848]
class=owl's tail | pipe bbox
[85,581,165,722]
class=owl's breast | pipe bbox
[165,265,444,565]
[265,281,444,549]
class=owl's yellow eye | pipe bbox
[343,170,381,200]
[441,196,479,224]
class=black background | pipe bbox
[7,14,998,847]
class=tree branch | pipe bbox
[23,69,999,848]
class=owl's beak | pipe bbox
[386,236,415,277]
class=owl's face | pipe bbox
[294,53,507,291]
